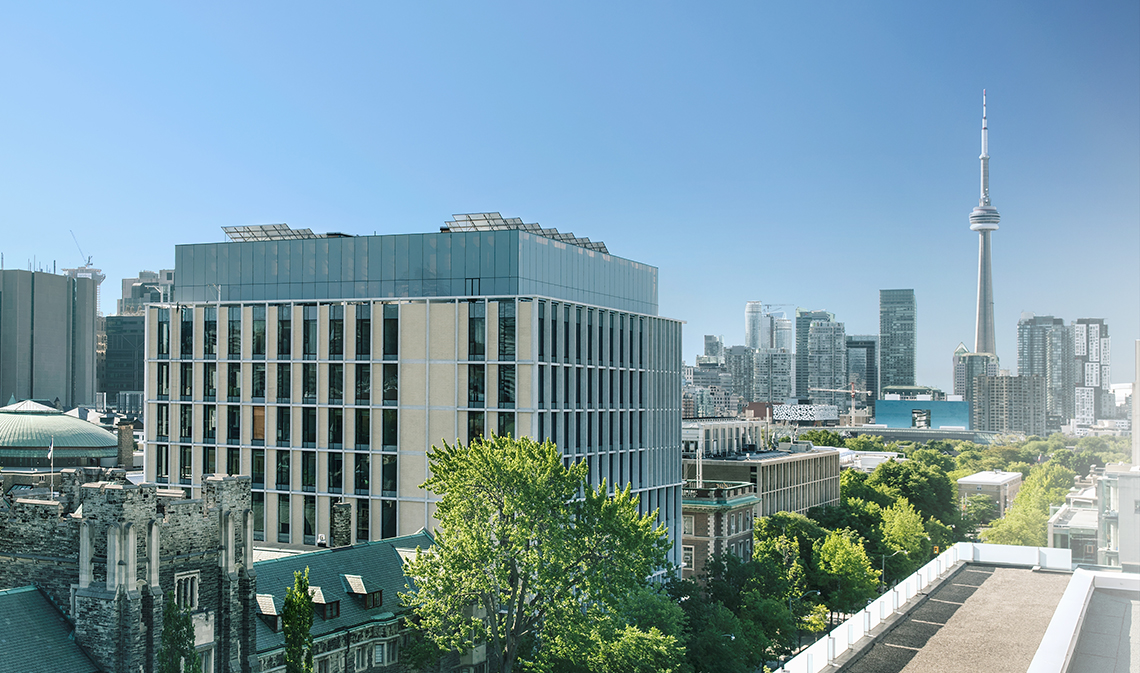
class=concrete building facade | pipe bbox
[1017,313,1075,429]
[0,269,98,409]
[972,374,1047,436]
[807,318,847,410]
[1073,318,1111,426]
[144,216,684,567]
[957,469,1022,518]
[680,480,760,581]
[795,309,832,398]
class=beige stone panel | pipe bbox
[267,305,279,358]
[487,300,499,364]
[518,364,533,408]
[398,500,426,538]
[429,302,456,360]
[266,361,277,401]
[457,366,469,407]
[344,308,357,360]
[371,302,384,357]
[428,408,458,453]
[318,363,328,405]
[401,302,427,360]
[516,411,533,439]
[400,362,426,407]
[317,449,329,491]
[429,363,456,407]
[457,301,469,360]
[398,452,426,498]
[292,363,303,404]
[517,301,533,361]
[371,407,383,448]
[487,364,498,409]
[400,408,427,452]
[317,304,329,360]
[242,305,254,359]
[193,306,205,359]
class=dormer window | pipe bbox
[365,590,383,609]
[319,601,340,620]
[256,594,281,632]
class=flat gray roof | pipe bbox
[841,564,1071,673]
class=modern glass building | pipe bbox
[143,215,683,566]
[879,289,916,389]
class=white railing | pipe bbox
[777,542,1072,673]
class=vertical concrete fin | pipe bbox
[148,521,161,589]
[79,521,92,589]
[106,523,120,593]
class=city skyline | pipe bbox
[1,2,1136,393]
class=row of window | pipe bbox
[154,445,397,496]
[154,405,400,448]
[536,365,648,409]
[156,362,395,405]
[250,492,396,546]
[537,300,646,368]
[536,410,648,452]
[157,303,400,361]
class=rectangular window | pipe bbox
[276,306,291,359]
[204,306,217,358]
[329,364,344,404]
[609,313,615,366]
[204,363,216,401]
[356,498,369,542]
[276,450,290,490]
[498,365,515,409]
[302,305,317,359]
[355,304,371,359]
[276,408,290,446]
[175,571,200,610]
[302,408,317,447]
[180,445,193,484]
[252,492,265,541]
[355,364,370,404]
[302,451,316,492]
[683,515,694,535]
[252,363,266,401]
[277,364,291,403]
[563,305,570,364]
[278,495,290,543]
[228,306,242,359]
[328,452,343,494]
[374,644,385,666]
[252,449,265,489]
[226,406,240,444]
[156,444,169,482]
[576,308,582,364]
[382,409,397,450]
[329,304,344,360]
[382,364,398,405]
[180,405,193,440]
[355,454,370,495]
[538,366,545,409]
[551,303,558,362]
[468,365,485,408]
[497,412,515,438]
[252,306,266,358]
[180,363,193,399]
[227,365,241,402]
[355,409,369,449]
[203,406,216,443]
[302,364,317,404]
[382,500,397,539]
[303,495,316,545]
[498,300,515,361]
[329,408,343,449]
[538,301,546,361]
[467,412,484,443]
[157,308,170,358]
[468,300,485,361]
[155,404,169,438]
[619,314,625,367]
[587,309,594,365]
[157,363,170,399]
[180,308,193,358]
[381,455,397,497]
[203,445,215,476]
[227,447,240,475]
[382,304,399,360]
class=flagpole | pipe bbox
[49,435,55,499]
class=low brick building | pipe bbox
[680,480,760,581]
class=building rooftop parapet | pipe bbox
[681,480,758,507]
[441,212,609,253]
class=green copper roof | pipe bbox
[0,401,117,450]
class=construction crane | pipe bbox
[809,383,873,409]
[70,230,93,267]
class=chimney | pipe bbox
[117,422,135,468]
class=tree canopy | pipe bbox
[283,567,314,673]
[402,435,672,673]
[158,591,202,673]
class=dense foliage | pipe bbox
[283,567,315,673]
[158,591,202,673]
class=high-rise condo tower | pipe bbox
[969,90,1000,356]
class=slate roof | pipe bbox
[0,586,100,673]
[253,529,434,654]
[0,400,117,456]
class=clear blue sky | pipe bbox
[2,2,1137,392]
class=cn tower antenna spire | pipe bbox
[969,90,1000,357]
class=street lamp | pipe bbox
[788,589,821,656]
[881,550,907,587]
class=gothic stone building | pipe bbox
[0,467,257,673]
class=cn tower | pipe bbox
[969,90,1000,356]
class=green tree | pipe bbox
[814,529,879,621]
[798,429,845,447]
[283,568,314,673]
[844,435,885,452]
[586,625,686,673]
[158,591,202,673]
[401,435,670,673]
[982,463,1075,546]
[867,459,956,525]
[965,493,998,529]
[879,499,930,580]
